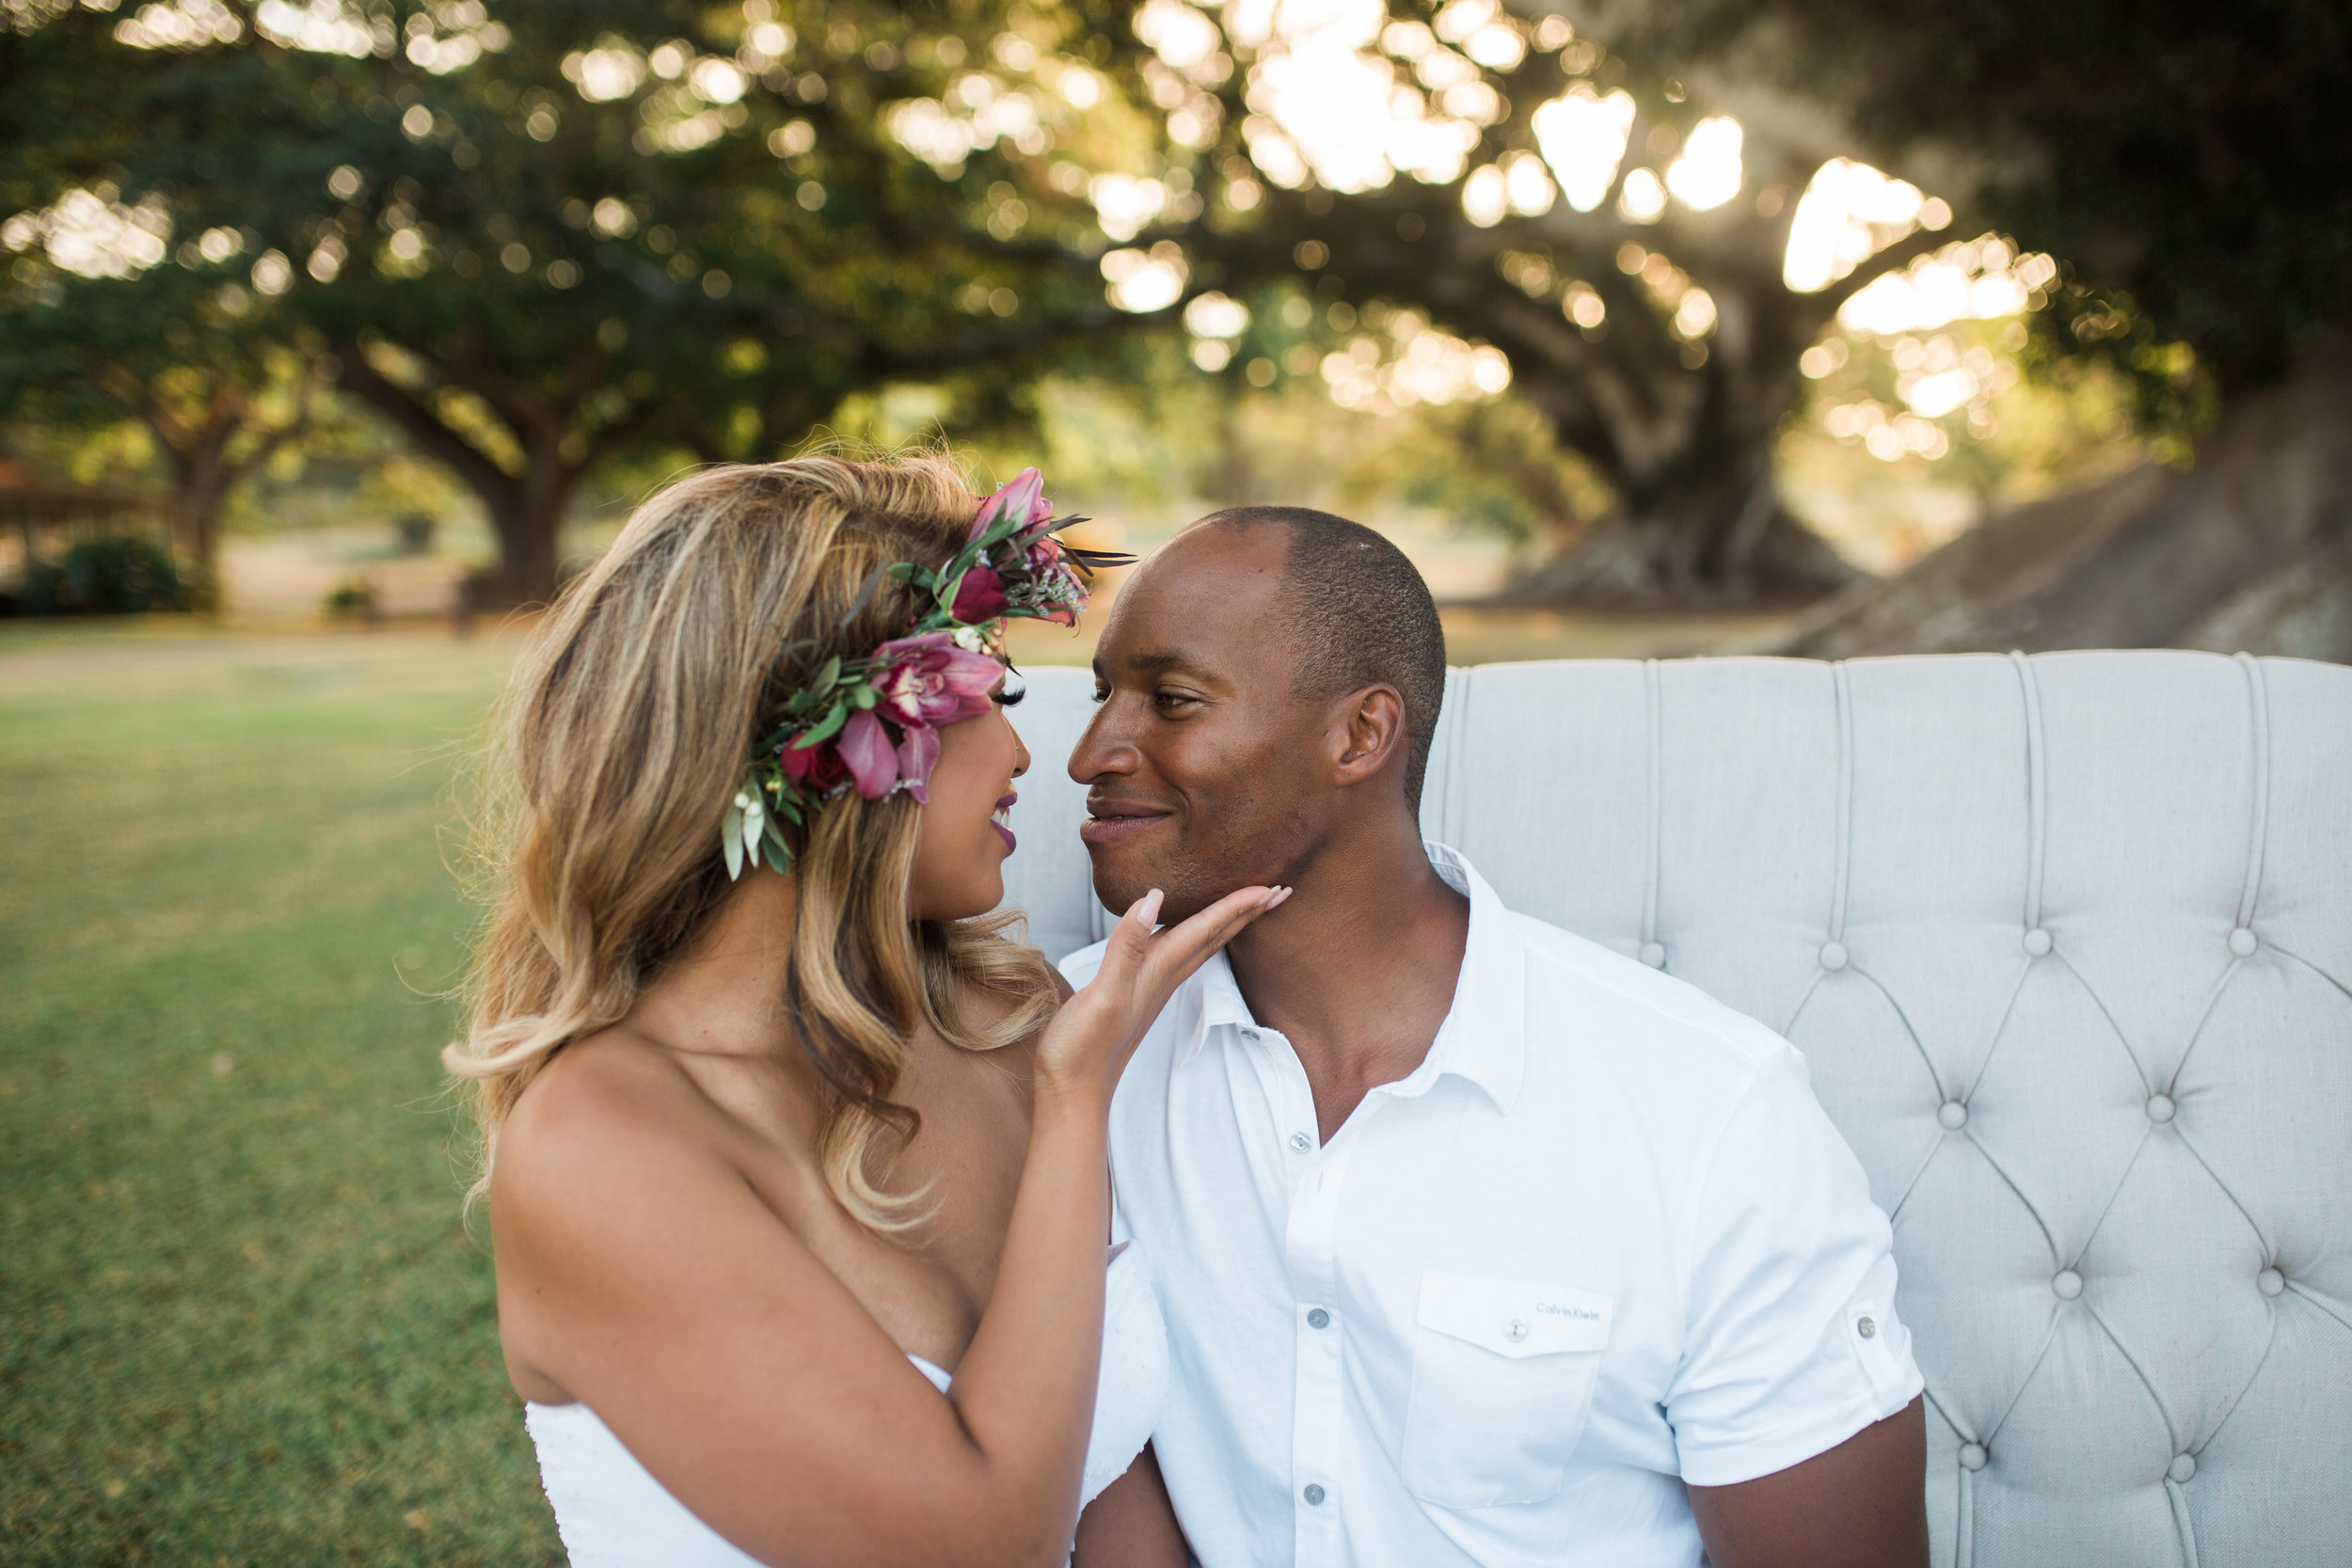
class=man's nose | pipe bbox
[1068,697,1139,784]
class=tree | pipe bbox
[2,0,1151,603]
[0,251,316,595]
[1631,0,2352,655]
[1021,0,1981,603]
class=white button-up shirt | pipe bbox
[1062,845,1922,1568]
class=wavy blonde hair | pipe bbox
[444,451,1060,1231]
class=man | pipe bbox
[1060,507,1928,1568]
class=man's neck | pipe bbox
[1225,812,1470,1142]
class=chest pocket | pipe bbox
[1401,1270,1612,1509]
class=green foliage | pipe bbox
[1644,0,2352,393]
[0,629,553,1565]
[17,533,189,614]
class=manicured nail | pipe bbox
[1136,888,1165,924]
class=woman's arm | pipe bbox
[1072,1446,1189,1568]
[494,884,1278,1568]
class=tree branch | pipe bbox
[331,343,518,511]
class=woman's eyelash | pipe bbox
[994,688,1025,707]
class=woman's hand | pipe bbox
[1034,884,1289,1106]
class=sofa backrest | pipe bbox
[998,650,2352,1568]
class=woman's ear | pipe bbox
[1329,684,1406,788]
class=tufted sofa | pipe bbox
[997,651,2352,1568]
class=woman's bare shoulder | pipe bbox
[492,1027,739,1223]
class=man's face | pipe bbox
[1070,525,1325,922]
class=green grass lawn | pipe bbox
[0,623,560,1566]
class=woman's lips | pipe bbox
[992,793,1018,853]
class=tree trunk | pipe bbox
[1765,346,2352,659]
[1495,338,1856,609]
[472,452,579,609]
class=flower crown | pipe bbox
[722,467,1130,879]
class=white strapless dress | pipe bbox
[525,1245,1168,1567]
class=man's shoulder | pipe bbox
[1507,909,1792,1083]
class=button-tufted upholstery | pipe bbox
[998,651,2352,1568]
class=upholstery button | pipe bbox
[2052,1269,2083,1301]
[1288,1132,1312,1154]
[1638,941,1666,968]
[1820,942,1849,971]
[1307,1307,1330,1329]
[1302,1483,1326,1506]
[2228,927,2258,958]
[2023,927,2053,958]
[1959,1443,1988,1471]
[1938,1101,1968,1131]
[2146,1093,2176,1123]
[2258,1268,2285,1297]
[2169,1453,2197,1483]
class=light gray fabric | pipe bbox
[998,651,2352,1568]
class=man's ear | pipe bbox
[1327,684,1407,789]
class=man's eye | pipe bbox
[1153,689,1200,711]
[1090,686,1110,705]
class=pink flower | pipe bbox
[949,562,1009,622]
[836,709,899,800]
[894,722,940,804]
[970,467,1050,542]
[778,736,847,795]
[869,632,1001,729]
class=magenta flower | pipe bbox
[778,736,848,795]
[836,709,899,800]
[870,632,1001,730]
[949,562,1009,622]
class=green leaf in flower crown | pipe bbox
[796,701,848,747]
[761,833,793,875]
[722,800,745,879]
[885,562,917,580]
[849,681,879,708]
[772,789,803,825]
[812,655,841,692]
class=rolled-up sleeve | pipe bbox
[1664,1046,1925,1487]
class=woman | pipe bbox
[444,452,1282,1566]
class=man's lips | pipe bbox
[1080,798,1174,844]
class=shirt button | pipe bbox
[1502,1318,1528,1342]
[1307,1307,1330,1329]
[1302,1483,1326,1506]
[1288,1132,1313,1154]
[1857,1316,1878,1339]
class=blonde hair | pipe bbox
[444,451,1060,1231]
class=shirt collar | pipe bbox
[1176,841,1526,1116]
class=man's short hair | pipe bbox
[1195,505,1448,812]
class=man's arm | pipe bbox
[1688,1397,1928,1568]
[1071,1445,1188,1568]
